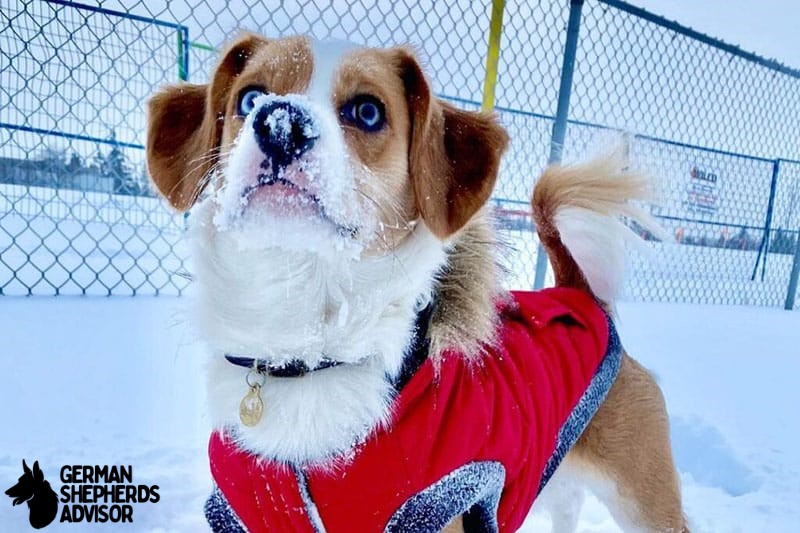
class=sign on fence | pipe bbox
[685,165,721,215]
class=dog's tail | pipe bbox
[531,149,664,307]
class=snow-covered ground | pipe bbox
[0,185,189,296]
[0,295,797,532]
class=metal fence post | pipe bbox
[785,226,800,310]
[751,159,780,281]
[534,0,584,289]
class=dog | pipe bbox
[5,460,59,529]
[146,33,688,532]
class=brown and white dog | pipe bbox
[146,34,688,532]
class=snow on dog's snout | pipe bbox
[212,93,371,259]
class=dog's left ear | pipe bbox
[395,49,509,239]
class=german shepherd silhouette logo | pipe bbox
[5,460,58,529]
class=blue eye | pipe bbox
[340,95,385,132]
[238,87,267,116]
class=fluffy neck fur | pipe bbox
[192,201,503,464]
[429,209,506,361]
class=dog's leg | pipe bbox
[570,353,689,532]
[534,456,585,533]
[441,515,463,533]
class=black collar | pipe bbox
[223,300,435,382]
[223,355,344,377]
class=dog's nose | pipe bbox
[252,100,320,168]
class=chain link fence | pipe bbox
[560,0,800,308]
[1,0,799,308]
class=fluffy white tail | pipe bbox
[531,150,665,304]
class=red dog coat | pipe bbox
[205,288,621,532]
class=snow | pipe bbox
[0,184,188,296]
[0,297,209,531]
[1,182,798,529]
[0,294,797,532]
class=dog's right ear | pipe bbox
[22,460,31,476]
[395,49,508,239]
[146,33,269,211]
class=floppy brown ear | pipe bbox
[146,33,269,211]
[397,50,509,239]
[146,84,209,211]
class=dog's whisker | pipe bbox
[356,189,415,233]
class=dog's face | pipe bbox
[147,34,507,256]
[145,34,508,461]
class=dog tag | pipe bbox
[239,384,264,427]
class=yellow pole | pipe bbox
[481,0,506,111]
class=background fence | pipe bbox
[1,0,799,308]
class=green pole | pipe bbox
[190,42,217,53]
[177,29,188,81]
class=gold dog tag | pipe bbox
[239,383,264,426]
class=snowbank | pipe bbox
[0,296,797,531]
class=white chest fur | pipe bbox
[189,201,447,463]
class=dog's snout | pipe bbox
[253,100,319,168]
